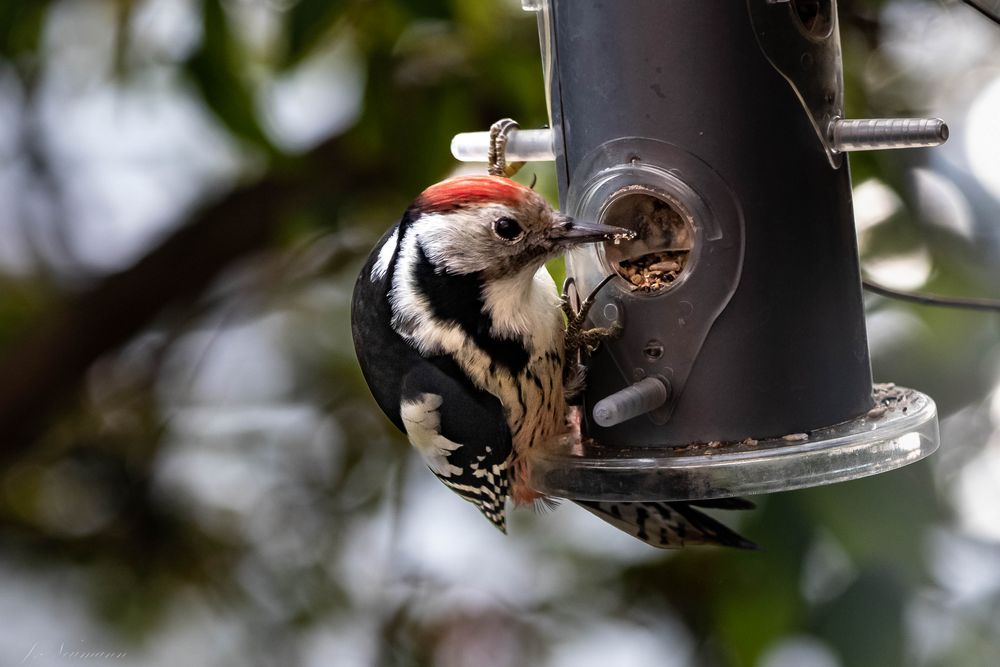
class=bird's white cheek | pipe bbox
[416,212,499,275]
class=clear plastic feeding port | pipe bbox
[601,188,694,293]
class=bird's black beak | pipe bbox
[549,215,636,245]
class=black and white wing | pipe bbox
[400,356,513,532]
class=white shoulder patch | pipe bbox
[370,228,399,282]
[401,393,464,477]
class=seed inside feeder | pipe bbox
[602,191,694,292]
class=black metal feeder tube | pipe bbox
[544,0,875,447]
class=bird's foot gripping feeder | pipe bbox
[453,0,943,502]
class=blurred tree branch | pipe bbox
[0,175,293,457]
[0,0,532,456]
[0,79,454,457]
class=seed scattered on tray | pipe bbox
[866,405,887,420]
[869,382,915,417]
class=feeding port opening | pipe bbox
[791,0,833,39]
[601,189,695,293]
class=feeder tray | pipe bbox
[529,384,939,501]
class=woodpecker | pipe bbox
[352,175,755,549]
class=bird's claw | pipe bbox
[579,322,623,354]
[488,118,524,178]
[560,294,577,321]
[561,273,621,384]
[563,323,622,383]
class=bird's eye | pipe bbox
[493,217,524,242]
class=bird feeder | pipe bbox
[451,0,945,501]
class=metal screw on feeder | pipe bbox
[593,377,669,428]
[453,0,949,502]
[829,117,950,153]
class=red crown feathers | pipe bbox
[416,176,533,214]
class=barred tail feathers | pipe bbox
[576,499,758,550]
